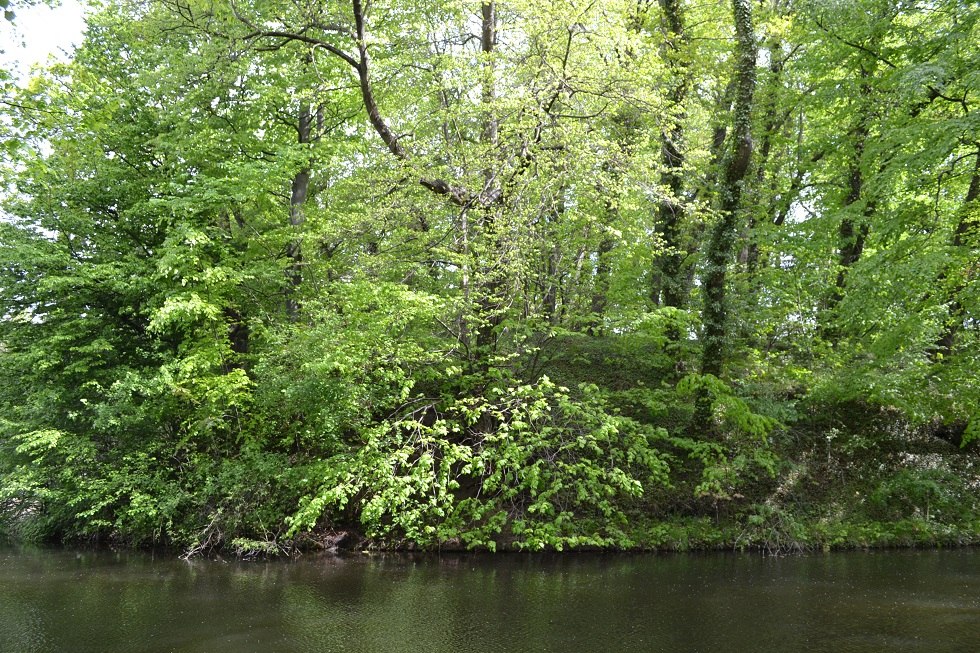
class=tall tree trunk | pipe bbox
[224,208,250,362]
[699,0,757,380]
[741,25,788,273]
[824,68,877,324]
[656,0,691,309]
[589,235,615,335]
[472,1,502,371]
[285,101,312,321]
[538,188,568,326]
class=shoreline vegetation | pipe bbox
[2,0,979,558]
[6,515,980,560]
[5,377,979,558]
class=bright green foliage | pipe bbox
[2,0,979,554]
[676,374,779,500]
[254,281,445,456]
[290,376,669,550]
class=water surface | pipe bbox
[1,547,977,652]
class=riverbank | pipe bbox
[4,408,979,560]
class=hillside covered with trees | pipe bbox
[1,0,978,556]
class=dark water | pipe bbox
[0,547,977,653]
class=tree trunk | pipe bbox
[699,0,757,380]
[285,101,312,321]
[471,1,502,373]
[741,26,789,273]
[656,0,690,310]
[825,68,877,322]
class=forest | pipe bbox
[0,0,978,556]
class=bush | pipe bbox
[289,377,671,551]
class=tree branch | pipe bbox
[813,17,897,70]
[352,0,406,159]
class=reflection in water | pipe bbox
[0,547,977,652]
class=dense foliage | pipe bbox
[1,0,978,555]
